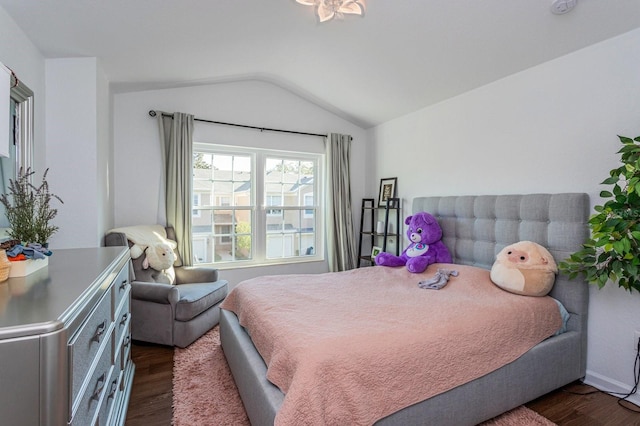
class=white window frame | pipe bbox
[193,142,324,267]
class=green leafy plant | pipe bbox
[234,221,251,260]
[0,168,63,245]
[559,135,640,292]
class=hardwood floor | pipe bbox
[526,382,640,426]
[125,341,640,425]
[125,342,173,426]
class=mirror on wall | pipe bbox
[0,78,33,229]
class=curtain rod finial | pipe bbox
[148,110,157,117]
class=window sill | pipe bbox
[197,256,326,271]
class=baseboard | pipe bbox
[584,370,640,407]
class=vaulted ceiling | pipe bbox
[2,0,639,128]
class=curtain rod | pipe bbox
[148,110,327,138]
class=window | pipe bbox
[192,144,323,266]
[0,80,33,229]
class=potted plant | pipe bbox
[0,167,63,246]
[559,135,640,292]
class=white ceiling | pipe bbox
[2,0,640,128]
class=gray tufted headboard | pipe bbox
[412,193,590,373]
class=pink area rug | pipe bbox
[173,327,556,426]
[173,327,249,426]
[482,406,556,426]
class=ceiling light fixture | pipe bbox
[550,0,577,15]
[296,0,366,23]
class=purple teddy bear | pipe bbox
[375,211,452,273]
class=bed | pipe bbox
[220,193,590,425]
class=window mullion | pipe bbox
[254,152,267,261]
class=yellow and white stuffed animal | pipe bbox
[490,241,558,297]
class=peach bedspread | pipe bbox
[221,263,561,426]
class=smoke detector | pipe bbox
[551,0,577,15]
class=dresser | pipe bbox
[0,247,135,425]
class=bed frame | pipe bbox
[220,193,590,425]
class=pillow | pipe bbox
[107,224,177,259]
[489,241,557,296]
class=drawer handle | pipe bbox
[91,374,106,400]
[108,378,118,399]
[93,321,106,342]
[120,312,129,325]
[119,279,128,290]
[123,335,131,348]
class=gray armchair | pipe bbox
[104,227,228,348]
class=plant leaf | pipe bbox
[620,135,634,144]
[602,176,620,185]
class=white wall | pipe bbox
[0,6,45,172]
[45,57,111,249]
[1,7,112,249]
[97,62,112,244]
[369,28,640,403]
[113,80,368,285]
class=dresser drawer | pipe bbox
[99,366,120,426]
[113,321,129,374]
[120,333,132,391]
[70,342,113,426]
[112,264,130,317]
[69,287,114,408]
[114,289,131,351]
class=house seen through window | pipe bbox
[192,143,323,266]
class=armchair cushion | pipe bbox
[175,281,228,322]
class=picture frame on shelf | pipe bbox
[371,246,382,261]
[378,177,397,208]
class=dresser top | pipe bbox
[0,246,129,339]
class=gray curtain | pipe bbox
[157,112,194,266]
[326,133,357,271]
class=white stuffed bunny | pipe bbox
[142,243,177,271]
